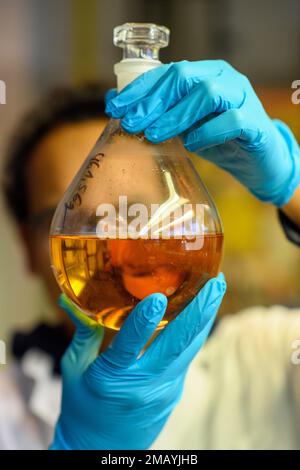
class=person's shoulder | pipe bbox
[200,304,300,366]
[218,305,300,342]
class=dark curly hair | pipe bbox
[2,83,108,223]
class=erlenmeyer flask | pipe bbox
[49,23,224,331]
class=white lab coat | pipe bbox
[1,305,300,450]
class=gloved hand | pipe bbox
[106,60,300,207]
[50,273,226,450]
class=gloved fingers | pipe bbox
[106,60,226,121]
[59,294,104,375]
[95,293,168,370]
[105,64,171,118]
[144,80,245,143]
[106,60,245,126]
[118,61,230,135]
[141,273,226,373]
[167,311,217,376]
[120,93,168,134]
[184,107,260,152]
[105,88,118,105]
[119,64,201,134]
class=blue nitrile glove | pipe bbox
[50,273,226,450]
[106,60,300,207]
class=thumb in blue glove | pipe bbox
[50,272,226,450]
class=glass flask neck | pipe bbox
[113,23,170,91]
[120,43,160,61]
[113,23,169,58]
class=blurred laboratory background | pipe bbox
[0,0,300,345]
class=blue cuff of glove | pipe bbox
[273,119,300,207]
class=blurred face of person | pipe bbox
[22,119,107,332]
